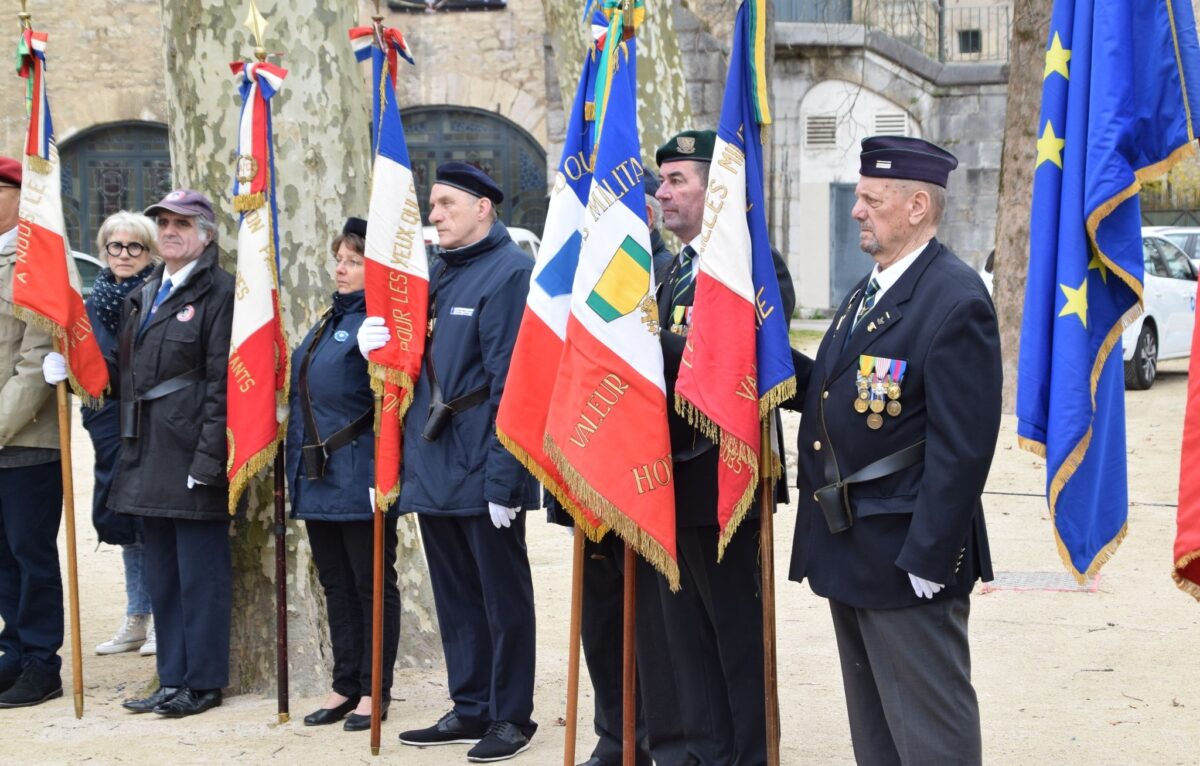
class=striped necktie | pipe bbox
[852,277,881,330]
[671,246,697,308]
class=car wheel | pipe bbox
[1124,324,1158,390]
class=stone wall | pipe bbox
[0,0,167,155]
[772,23,1008,310]
[381,0,550,149]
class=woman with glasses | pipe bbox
[83,212,159,657]
[285,217,400,731]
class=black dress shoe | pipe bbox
[344,704,388,731]
[303,696,360,726]
[154,687,222,717]
[122,685,180,713]
[0,665,20,696]
[0,666,62,708]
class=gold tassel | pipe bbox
[26,155,50,175]
[233,192,265,213]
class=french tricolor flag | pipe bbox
[355,25,428,511]
[226,60,290,513]
[497,31,602,533]
[542,14,678,589]
[674,0,796,556]
[12,27,108,405]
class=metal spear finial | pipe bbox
[244,0,269,62]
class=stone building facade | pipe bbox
[0,0,1015,312]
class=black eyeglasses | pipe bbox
[105,241,147,258]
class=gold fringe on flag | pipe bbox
[545,436,680,591]
[673,394,761,560]
[496,428,608,543]
[225,427,283,516]
[368,360,416,393]
[12,306,105,408]
[1173,549,1200,601]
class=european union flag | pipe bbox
[1017,0,1200,580]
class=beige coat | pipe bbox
[0,238,58,450]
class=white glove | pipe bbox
[186,475,208,490]
[488,502,518,529]
[908,573,945,599]
[357,316,390,360]
[42,351,68,385]
[369,487,376,510]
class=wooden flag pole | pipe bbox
[55,375,83,719]
[273,452,289,723]
[622,543,637,766]
[369,393,384,756]
[562,531,585,766]
[759,417,780,765]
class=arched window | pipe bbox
[401,106,548,234]
[58,121,173,255]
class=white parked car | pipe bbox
[423,225,540,261]
[1123,232,1198,390]
[73,251,103,298]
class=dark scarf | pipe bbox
[88,264,155,336]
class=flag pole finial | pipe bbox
[18,0,31,30]
[244,0,269,62]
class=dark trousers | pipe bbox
[648,524,767,766]
[419,512,536,729]
[142,516,232,690]
[306,517,400,700]
[580,534,653,766]
[828,595,981,766]
[0,461,63,674]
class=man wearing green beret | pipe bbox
[641,129,795,764]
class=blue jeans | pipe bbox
[122,543,151,616]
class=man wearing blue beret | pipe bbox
[788,135,1000,765]
[359,161,539,762]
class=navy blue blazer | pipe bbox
[789,239,1001,609]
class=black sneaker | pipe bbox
[467,721,532,762]
[0,666,62,709]
[399,709,488,746]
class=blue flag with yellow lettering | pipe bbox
[1017,0,1200,580]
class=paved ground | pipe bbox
[2,357,1198,764]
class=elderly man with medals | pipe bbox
[788,136,1002,765]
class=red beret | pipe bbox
[0,157,20,187]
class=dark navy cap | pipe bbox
[656,130,716,167]
[434,161,504,205]
[859,136,958,188]
[642,174,660,197]
[343,217,367,238]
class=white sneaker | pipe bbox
[95,614,149,655]
[139,623,156,656]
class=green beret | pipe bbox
[655,130,716,167]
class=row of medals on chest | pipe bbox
[854,356,906,430]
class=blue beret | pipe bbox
[343,217,367,238]
[435,161,504,205]
[859,136,958,188]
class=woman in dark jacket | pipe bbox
[84,212,158,656]
[286,218,400,731]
